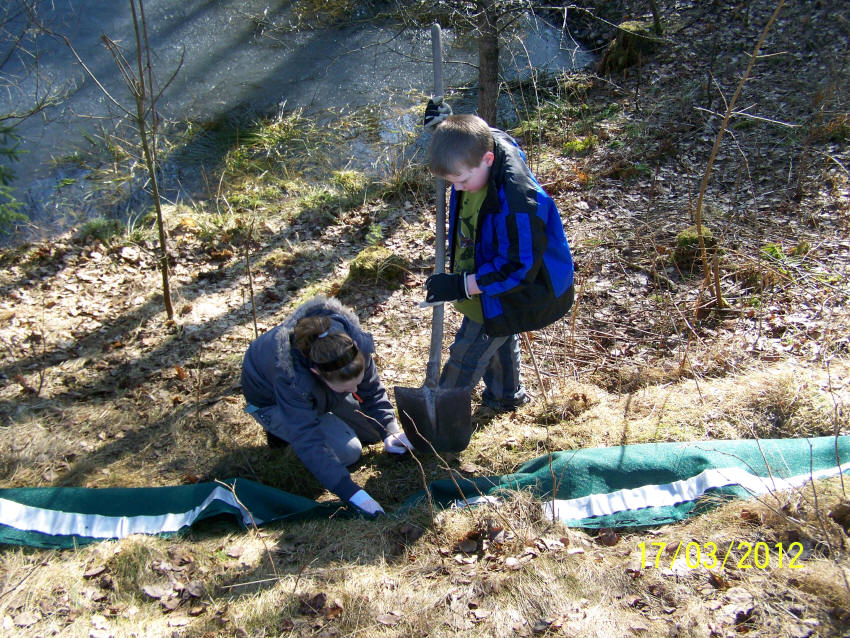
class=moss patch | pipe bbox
[672,224,717,272]
[344,245,409,289]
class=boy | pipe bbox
[423,109,574,411]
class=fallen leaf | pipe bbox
[457,538,478,554]
[209,249,234,261]
[376,611,402,626]
[119,246,141,263]
[324,598,344,619]
[298,593,326,616]
[708,571,728,589]
[597,528,620,546]
[185,580,206,598]
[141,584,171,600]
[537,537,566,552]
[788,623,815,638]
[151,559,175,574]
[470,609,491,622]
[533,618,554,632]
[740,508,762,522]
[14,611,39,628]
[717,587,754,626]
[226,546,244,559]
[161,596,181,612]
[648,583,666,597]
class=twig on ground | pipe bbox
[825,359,847,499]
[522,332,550,410]
[213,479,280,581]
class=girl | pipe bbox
[241,296,409,515]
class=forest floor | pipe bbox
[1,1,849,636]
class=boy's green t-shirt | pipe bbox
[452,187,487,323]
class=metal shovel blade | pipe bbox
[394,384,473,453]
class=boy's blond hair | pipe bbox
[428,114,494,177]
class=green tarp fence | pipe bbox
[1,436,847,549]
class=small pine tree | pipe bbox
[0,124,26,232]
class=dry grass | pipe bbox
[1,362,847,636]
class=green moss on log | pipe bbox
[673,224,717,271]
[598,20,664,73]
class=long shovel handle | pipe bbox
[425,23,446,388]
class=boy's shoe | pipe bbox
[480,390,531,413]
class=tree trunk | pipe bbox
[648,0,663,35]
[477,2,499,126]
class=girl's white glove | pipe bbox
[349,489,384,516]
[383,432,412,454]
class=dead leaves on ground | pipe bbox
[439,518,571,575]
[73,547,210,626]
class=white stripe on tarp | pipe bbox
[544,462,850,522]
[453,463,850,522]
[0,485,256,539]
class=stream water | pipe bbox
[1,0,591,242]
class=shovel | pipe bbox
[394,23,473,454]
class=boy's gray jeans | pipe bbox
[245,394,382,466]
[439,317,526,407]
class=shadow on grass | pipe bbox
[0,219,412,489]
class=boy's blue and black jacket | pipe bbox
[448,129,575,337]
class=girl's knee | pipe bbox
[337,437,363,466]
[319,413,363,465]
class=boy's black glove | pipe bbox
[424,96,452,131]
[425,273,468,303]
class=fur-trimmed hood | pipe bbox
[274,295,373,379]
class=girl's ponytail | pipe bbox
[293,316,365,383]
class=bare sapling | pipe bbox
[55,0,182,320]
[244,219,259,340]
[220,194,259,339]
[692,0,786,320]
